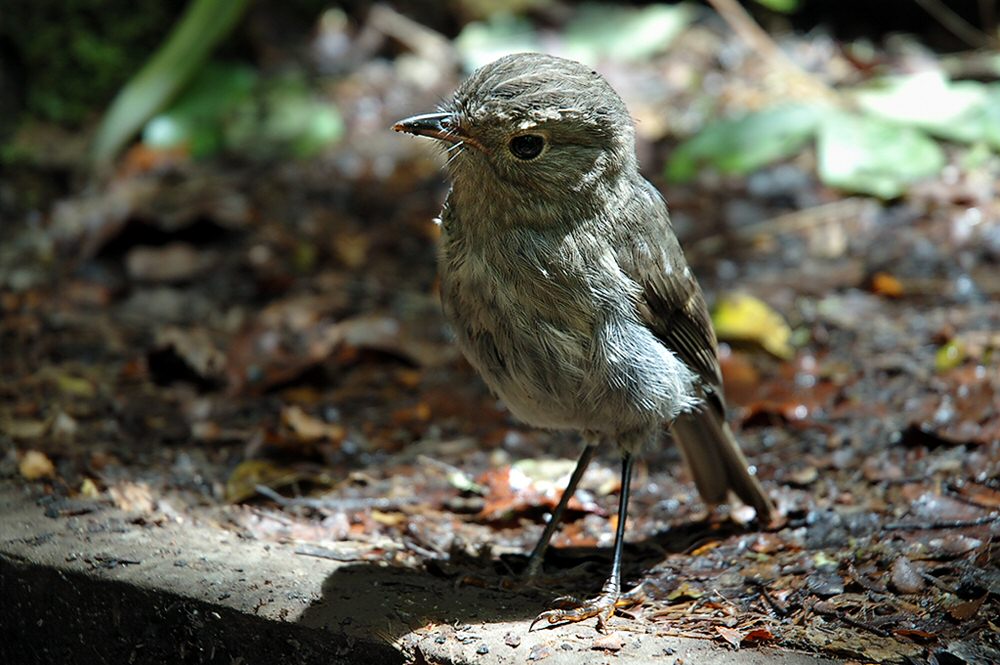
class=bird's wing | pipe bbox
[618,181,723,396]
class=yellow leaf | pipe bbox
[871,272,904,298]
[371,510,406,526]
[691,539,722,556]
[19,450,56,480]
[935,340,966,372]
[667,581,704,601]
[80,478,101,498]
[54,373,97,398]
[282,405,345,442]
[2,418,49,439]
[712,293,794,359]
[225,459,303,503]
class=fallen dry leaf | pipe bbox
[947,595,987,621]
[890,557,925,594]
[19,450,56,480]
[527,644,551,661]
[742,628,776,645]
[370,510,406,527]
[894,628,937,643]
[869,272,904,298]
[126,242,216,282]
[79,478,101,498]
[108,481,156,514]
[716,625,743,649]
[3,418,49,440]
[667,581,705,601]
[226,459,308,503]
[591,633,625,652]
[282,405,345,442]
[712,293,794,359]
[150,326,227,385]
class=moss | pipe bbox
[0,0,183,124]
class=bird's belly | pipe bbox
[444,282,693,436]
[454,303,596,430]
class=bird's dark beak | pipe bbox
[393,112,463,145]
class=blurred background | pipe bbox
[1,2,998,660]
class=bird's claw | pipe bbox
[528,584,646,632]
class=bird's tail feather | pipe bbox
[671,406,774,524]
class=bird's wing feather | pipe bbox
[618,180,723,396]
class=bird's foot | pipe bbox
[529,580,646,632]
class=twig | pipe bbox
[812,601,891,638]
[367,4,456,66]
[295,543,370,562]
[883,515,998,531]
[751,580,790,617]
[255,484,422,511]
[944,481,1000,511]
[705,0,838,103]
[919,571,957,593]
[980,0,998,38]
[914,0,999,49]
[688,198,876,260]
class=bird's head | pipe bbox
[395,53,638,221]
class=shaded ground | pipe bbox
[2,4,999,664]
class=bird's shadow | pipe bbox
[295,518,751,644]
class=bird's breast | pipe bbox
[438,223,694,435]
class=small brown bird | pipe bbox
[395,53,774,630]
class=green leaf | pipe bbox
[144,66,342,160]
[233,75,343,159]
[753,0,801,12]
[854,71,983,130]
[143,63,257,158]
[563,3,694,63]
[454,14,540,71]
[91,0,250,168]
[939,84,1000,149]
[666,105,825,182]
[854,73,1000,149]
[816,111,945,199]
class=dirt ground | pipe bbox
[2,4,998,663]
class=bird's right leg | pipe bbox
[530,451,640,631]
[523,442,597,577]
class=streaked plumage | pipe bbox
[395,52,774,629]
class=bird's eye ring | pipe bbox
[508,134,546,160]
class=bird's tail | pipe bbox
[670,405,775,524]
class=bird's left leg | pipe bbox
[530,451,644,631]
[523,442,597,577]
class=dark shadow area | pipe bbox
[295,517,753,640]
[0,556,400,665]
[297,559,546,637]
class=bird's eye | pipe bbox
[508,134,545,160]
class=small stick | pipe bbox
[914,0,999,49]
[705,0,838,102]
[884,515,998,531]
[752,580,790,617]
[812,602,890,638]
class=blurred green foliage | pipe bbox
[0,0,180,124]
[142,63,257,158]
[816,111,945,199]
[90,0,250,166]
[667,105,821,182]
[668,71,1000,198]
[142,63,342,160]
[753,0,801,13]
[855,72,1000,149]
[455,2,694,70]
